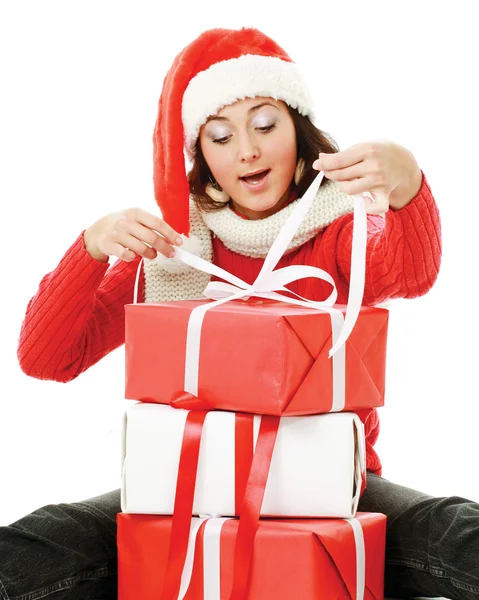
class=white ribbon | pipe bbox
[134,171,368,412]
[177,517,210,600]
[196,516,365,600]
[176,517,232,600]
[203,518,231,600]
[344,517,366,600]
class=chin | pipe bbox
[244,190,282,207]
[247,199,279,212]
[238,200,283,220]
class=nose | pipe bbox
[238,131,260,163]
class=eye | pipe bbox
[212,136,230,145]
[257,124,276,133]
[211,123,276,144]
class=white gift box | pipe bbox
[121,403,366,518]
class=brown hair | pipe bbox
[187,105,339,212]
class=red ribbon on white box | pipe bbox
[134,171,368,413]
[157,405,367,600]
[177,516,365,600]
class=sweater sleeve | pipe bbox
[331,170,442,305]
[17,231,145,382]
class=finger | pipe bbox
[129,208,183,246]
[363,192,388,215]
[335,174,381,197]
[366,202,388,215]
[312,162,365,182]
[313,143,368,172]
[366,200,388,215]
[113,231,169,260]
[106,242,138,262]
[119,220,175,257]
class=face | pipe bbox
[199,97,297,220]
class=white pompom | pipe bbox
[148,234,202,274]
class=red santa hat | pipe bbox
[152,27,315,235]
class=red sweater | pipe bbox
[17,171,441,476]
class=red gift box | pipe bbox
[117,512,386,599]
[125,299,388,415]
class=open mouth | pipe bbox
[240,169,271,184]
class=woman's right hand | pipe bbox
[83,208,183,263]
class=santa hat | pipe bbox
[152,27,315,236]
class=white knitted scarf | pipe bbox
[143,178,354,302]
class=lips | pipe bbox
[239,168,271,193]
[240,169,270,183]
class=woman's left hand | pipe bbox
[312,140,423,214]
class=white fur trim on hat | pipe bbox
[182,54,315,155]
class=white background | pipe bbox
[1,1,478,526]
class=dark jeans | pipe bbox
[0,473,478,599]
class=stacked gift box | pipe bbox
[117,298,389,599]
[116,172,388,599]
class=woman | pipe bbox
[4,26,478,600]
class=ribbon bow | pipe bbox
[172,171,367,358]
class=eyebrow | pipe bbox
[205,102,279,123]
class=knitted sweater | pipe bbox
[17,170,442,476]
